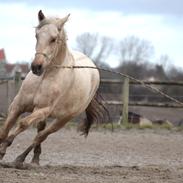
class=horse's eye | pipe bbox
[50,38,56,43]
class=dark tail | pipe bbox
[78,92,110,137]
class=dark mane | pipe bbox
[36,17,59,29]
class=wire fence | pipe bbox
[0,72,183,124]
[99,77,183,124]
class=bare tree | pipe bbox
[75,32,113,67]
[119,36,154,63]
[76,33,98,57]
[157,54,172,70]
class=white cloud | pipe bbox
[0,2,183,69]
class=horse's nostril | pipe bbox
[37,64,42,71]
[31,64,43,76]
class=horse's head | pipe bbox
[31,10,70,76]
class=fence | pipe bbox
[100,78,183,124]
[0,73,183,124]
[0,72,21,114]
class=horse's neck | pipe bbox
[53,44,74,66]
[44,45,74,78]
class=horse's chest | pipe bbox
[34,84,61,107]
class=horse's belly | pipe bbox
[52,85,97,119]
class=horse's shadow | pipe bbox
[0,161,39,170]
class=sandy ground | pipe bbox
[0,128,183,183]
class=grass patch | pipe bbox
[175,125,183,132]
[122,123,139,129]
[0,119,177,132]
[64,121,176,131]
[139,124,153,129]
[159,123,173,130]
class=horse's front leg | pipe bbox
[0,107,50,160]
[0,101,22,144]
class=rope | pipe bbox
[55,65,183,107]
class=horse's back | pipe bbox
[71,50,100,89]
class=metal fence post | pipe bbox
[121,78,129,126]
[14,71,21,95]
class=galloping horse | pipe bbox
[0,10,106,166]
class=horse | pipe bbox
[0,10,107,166]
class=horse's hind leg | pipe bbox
[31,120,46,165]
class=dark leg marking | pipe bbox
[31,121,46,165]
[0,135,15,159]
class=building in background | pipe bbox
[0,49,6,77]
[0,48,29,78]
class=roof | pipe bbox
[5,63,29,74]
[0,49,6,61]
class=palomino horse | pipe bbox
[0,10,107,166]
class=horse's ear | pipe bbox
[58,14,70,31]
[38,10,45,22]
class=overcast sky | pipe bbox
[0,0,183,68]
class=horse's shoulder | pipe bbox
[71,50,96,67]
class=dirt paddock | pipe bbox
[0,128,183,183]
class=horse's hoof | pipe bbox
[31,160,40,166]
[30,162,40,168]
[12,161,24,169]
[0,161,25,169]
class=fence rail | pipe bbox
[101,79,183,86]
[0,80,8,85]
[104,101,183,108]
[0,74,183,124]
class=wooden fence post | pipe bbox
[14,71,21,95]
[121,78,129,126]
[6,81,11,113]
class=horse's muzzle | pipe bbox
[31,64,43,76]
